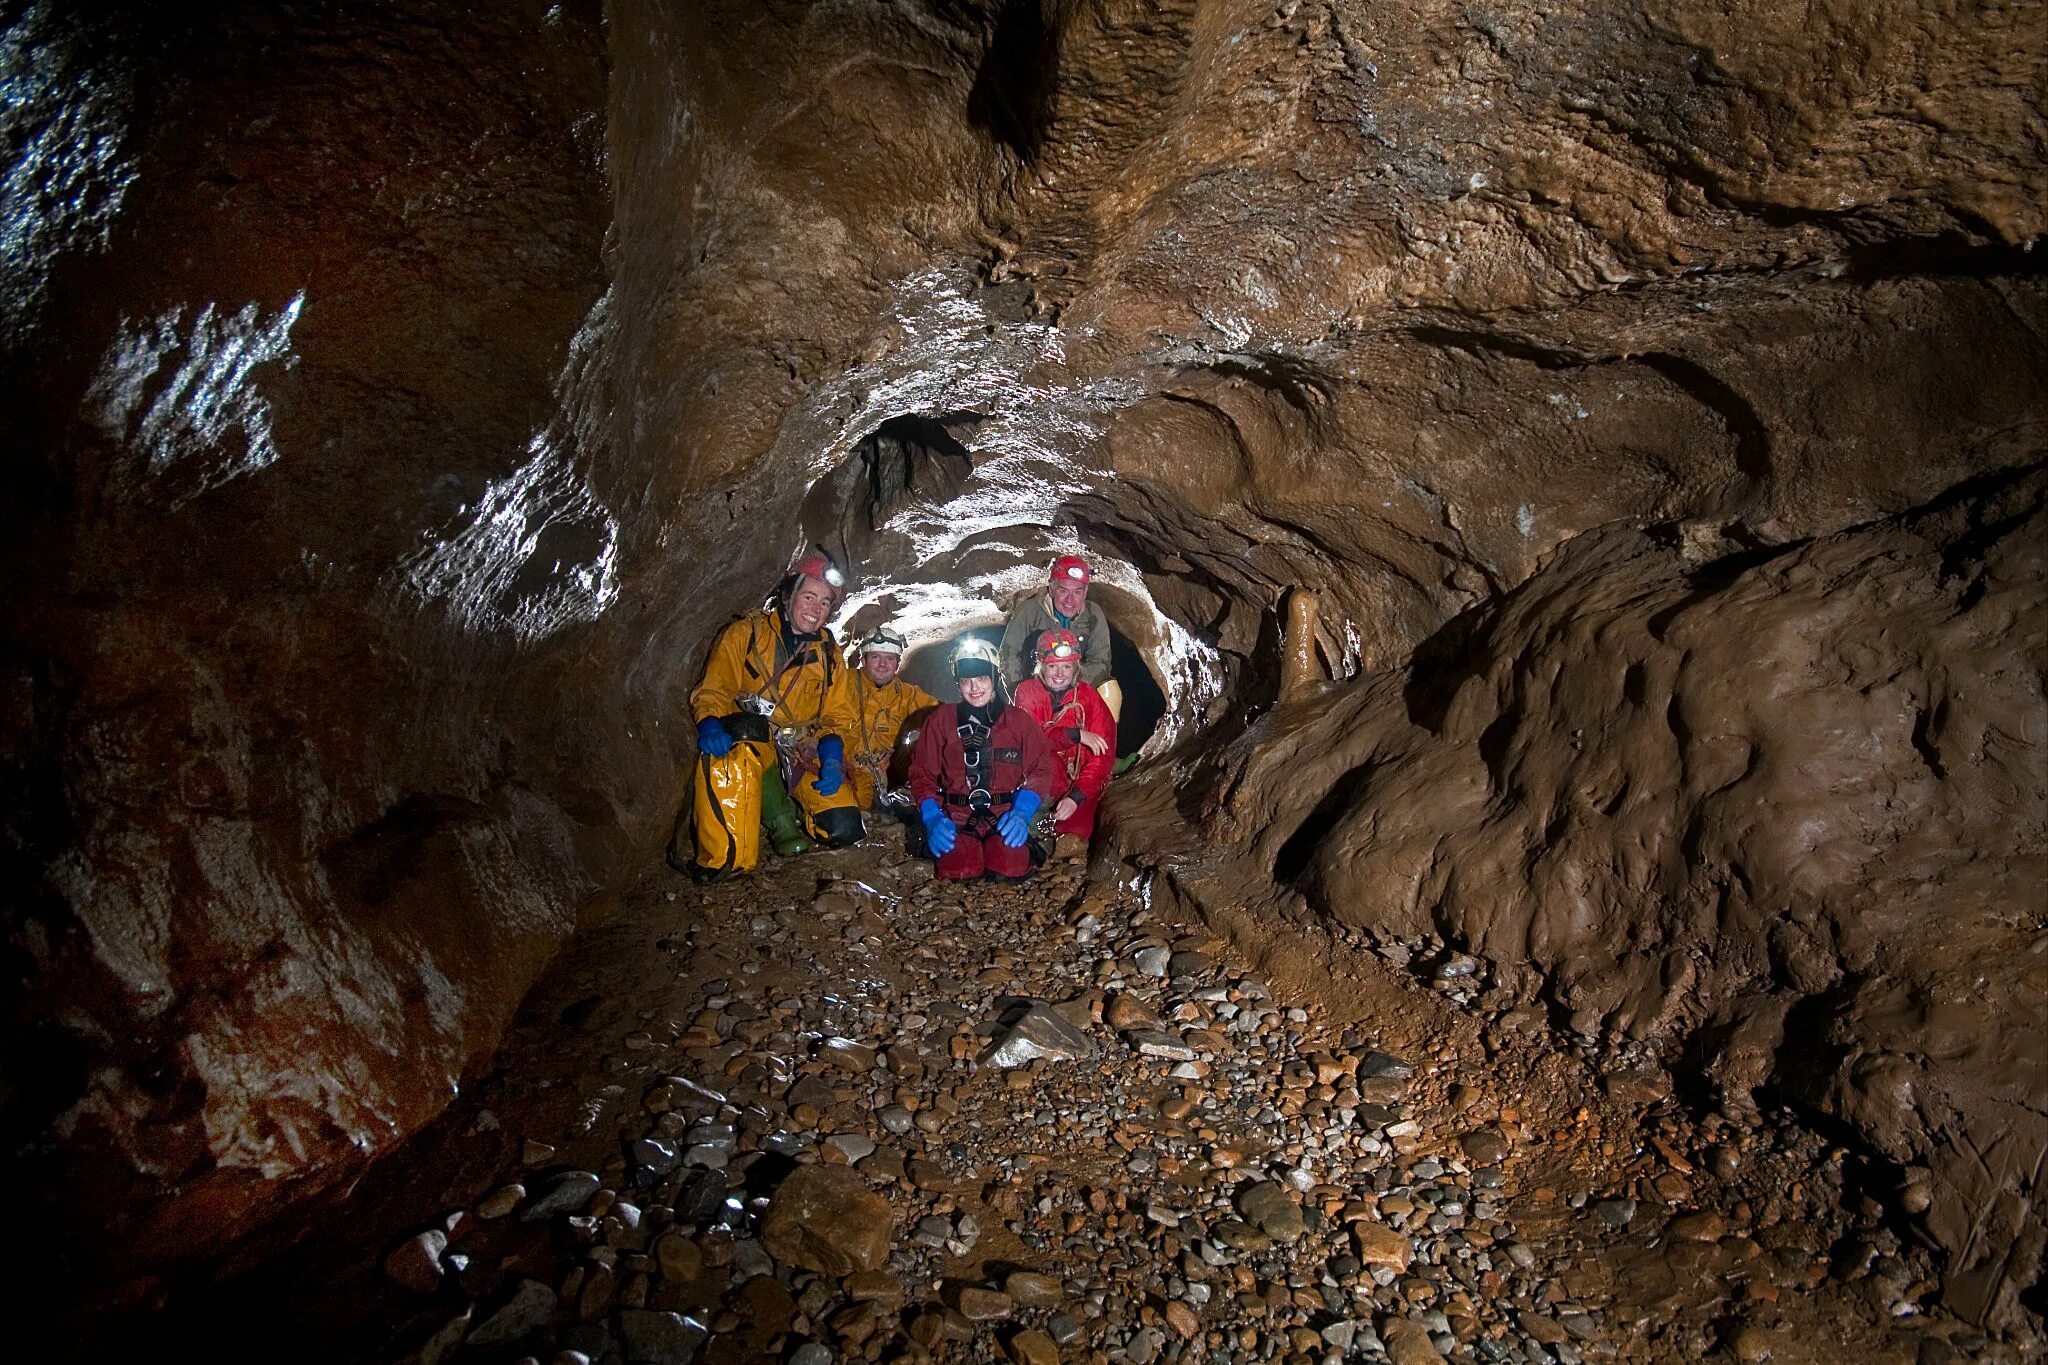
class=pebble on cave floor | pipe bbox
[352,824,1997,1365]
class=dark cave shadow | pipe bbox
[1271,757,1376,889]
[1401,601,1498,735]
[967,0,1059,165]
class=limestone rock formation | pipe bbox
[2,0,2042,1341]
[1127,466,2046,1324]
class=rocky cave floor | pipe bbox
[203,822,2036,1365]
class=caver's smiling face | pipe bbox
[787,576,833,634]
[1049,578,1088,618]
[862,651,901,685]
[1040,657,1078,691]
[959,674,995,707]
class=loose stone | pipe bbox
[760,1166,894,1275]
[1235,1182,1306,1242]
[383,1230,447,1293]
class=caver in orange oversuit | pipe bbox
[844,626,939,810]
[685,553,865,882]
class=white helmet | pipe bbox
[951,637,1001,679]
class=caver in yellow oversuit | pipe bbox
[845,626,939,809]
[686,554,865,882]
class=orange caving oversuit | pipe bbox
[688,606,865,879]
[846,666,940,809]
[1012,675,1116,837]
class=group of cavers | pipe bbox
[676,551,1126,885]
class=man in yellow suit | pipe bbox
[686,552,865,882]
[845,626,939,811]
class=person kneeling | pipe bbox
[908,638,1056,881]
[1012,627,1114,853]
[683,552,865,883]
[846,625,939,812]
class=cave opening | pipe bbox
[897,617,1167,760]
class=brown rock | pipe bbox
[911,1308,974,1347]
[1004,1271,1064,1307]
[845,1269,905,1308]
[654,1229,703,1283]
[956,1286,1014,1321]
[1008,1328,1061,1365]
[818,1038,877,1074]
[1728,1323,1775,1362]
[1106,993,1162,1031]
[734,1275,798,1351]
[1669,1211,1728,1242]
[475,1184,524,1219]
[382,1230,446,1294]
[1164,1300,1200,1338]
[1460,1129,1511,1165]
[1353,1222,1414,1273]
[760,1166,894,1276]
[1380,1316,1444,1365]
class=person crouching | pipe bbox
[1011,627,1115,849]
[908,638,1056,881]
[684,551,865,882]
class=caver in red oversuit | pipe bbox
[1010,627,1115,839]
[907,639,1058,881]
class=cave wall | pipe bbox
[3,0,2043,1334]
[2,0,615,1286]
[1122,466,2047,1324]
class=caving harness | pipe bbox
[945,701,1011,835]
[721,612,839,786]
[693,610,842,879]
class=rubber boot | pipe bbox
[759,765,811,857]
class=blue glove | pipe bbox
[813,735,844,796]
[919,797,956,856]
[997,788,1043,847]
[696,715,733,758]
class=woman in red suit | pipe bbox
[1010,628,1115,842]
[908,638,1059,880]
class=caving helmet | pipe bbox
[1050,554,1091,585]
[778,549,848,614]
[862,626,906,658]
[1035,628,1082,671]
[951,637,1001,680]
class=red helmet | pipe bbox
[1050,554,1091,585]
[1036,628,1082,667]
[788,550,848,604]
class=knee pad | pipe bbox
[812,806,866,848]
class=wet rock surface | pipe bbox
[156,829,2030,1363]
[1132,467,2048,1329]
[3,0,2043,1352]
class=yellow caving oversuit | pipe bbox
[689,607,865,880]
[846,666,940,809]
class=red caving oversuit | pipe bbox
[908,698,1058,880]
[1011,676,1116,838]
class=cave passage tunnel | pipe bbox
[3,1,2044,1360]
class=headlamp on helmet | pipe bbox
[1035,628,1082,664]
[1050,554,1091,584]
[952,637,1001,679]
[791,550,847,593]
[863,627,906,657]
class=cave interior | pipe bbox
[2,0,2044,1360]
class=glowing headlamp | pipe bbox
[952,637,1000,678]
[1042,640,1080,660]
